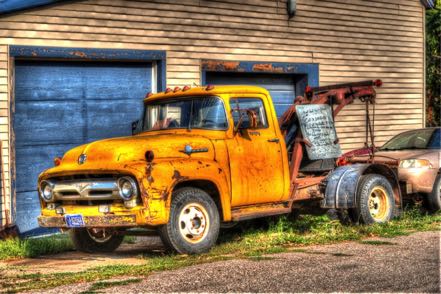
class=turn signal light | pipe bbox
[54,157,62,166]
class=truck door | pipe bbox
[226,96,288,207]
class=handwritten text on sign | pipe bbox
[296,104,342,160]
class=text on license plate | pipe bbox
[65,214,85,228]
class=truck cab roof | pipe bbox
[144,85,270,102]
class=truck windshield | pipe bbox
[142,96,228,131]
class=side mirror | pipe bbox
[233,109,258,133]
[132,120,140,135]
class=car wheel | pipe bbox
[159,187,220,254]
[69,228,124,253]
[427,174,441,212]
[354,174,395,224]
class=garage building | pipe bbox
[0,0,433,234]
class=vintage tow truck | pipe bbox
[37,80,401,254]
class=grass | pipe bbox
[0,234,74,260]
[0,234,136,261]
[0,208,440,293]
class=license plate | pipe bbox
[65,214,85,228]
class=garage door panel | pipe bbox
[15,144,77,193]
[83,63,152,100]
[15,63,86,101]
[86,99,143,141]
[270,92,295,104]
[274,105,291,117]
[14,60,153,234]
[14,101,84,146]
[15,191,42,235]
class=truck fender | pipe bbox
[322,163,401,211]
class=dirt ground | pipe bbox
[1,231,440,293]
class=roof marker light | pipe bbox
[206,85,215,91]
[182,85,191,91]
[174,86,181,92]
[145,92,153,98]
[165,87,172,93]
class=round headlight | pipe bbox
[40,181,54,201]
[118,177,137,200]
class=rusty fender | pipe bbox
[143,158,231,225]
[322,163,401,211]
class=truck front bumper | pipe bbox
[38,214,137,228]
[37,204,157,228]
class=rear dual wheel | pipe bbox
[338,174,395,225]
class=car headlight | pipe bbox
[39,180,54,201]
[117,177,138,200]
[399,159,432,169]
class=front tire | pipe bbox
[69,228,124,253]
[354,174,395,224]
[159,187,220,254]
[427,174,441,212]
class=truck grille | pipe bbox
[51,179,120,200]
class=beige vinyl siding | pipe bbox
[0,0,425,224]
[0,44,8,227]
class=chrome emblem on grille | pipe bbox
[78,154,87,165]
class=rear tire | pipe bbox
[354,174,395,224]
[427,175,441,212]
[159,187,220,254]
[69,228,124,253]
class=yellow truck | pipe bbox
[37,81,401,254]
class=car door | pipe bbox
[226,95,288,207]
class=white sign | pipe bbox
[296,104,342,160]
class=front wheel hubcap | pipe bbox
[87,228,113,243]
[178,203,209,244]
[368,186,389,221]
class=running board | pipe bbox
[231,202,291,221]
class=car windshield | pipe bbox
[142,96,228,131]
[380,128,440,151]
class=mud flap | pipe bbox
[321,164,369,209]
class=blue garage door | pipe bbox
[206,72,305,117]
[14,60,152,235]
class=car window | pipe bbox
[230,98,268,129]
[429,128,441,149]
[381,129,435,150]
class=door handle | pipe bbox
[267,138,280,143]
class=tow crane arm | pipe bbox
[278,80,383,203]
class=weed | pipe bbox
[360,240,396,246]
[82,278,142,293]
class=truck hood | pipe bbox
[59,133,215,167]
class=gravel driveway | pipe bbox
[38,231,440,293]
